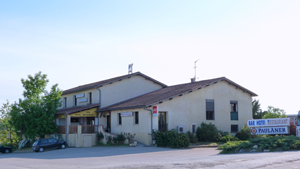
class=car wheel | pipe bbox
[61,144,66,149]
[5,149,9,153]
[39,147,44,152]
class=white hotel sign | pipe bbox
[247,118,290,127]
[121,112,133,117]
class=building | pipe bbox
[55,72,257,146]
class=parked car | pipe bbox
[32,138,66,152]
[0,144,12,153]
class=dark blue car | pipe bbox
[32,138,66,152]
[0,144,12,153]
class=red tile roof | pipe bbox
[56,103,99,115]
[97,77,257,112]
[62,72,167,95]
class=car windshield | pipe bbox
[32,140,39,146]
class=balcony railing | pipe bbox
[231,112,238,120]
[58,126,66,134]
[82,125,98,134]
[69,125,78,134]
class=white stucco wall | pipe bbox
[110,108,152,145]
[156,81,253,134]
[59,75,163,109]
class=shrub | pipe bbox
[196,123,219,142]
[218,135,300,154]
[219,135,239,142]
[123,133,136,143]
[96,132,104,142]
[187,131,198,143]
[235,125,251,140]
[115,133,126,144]
[153,129,190,148]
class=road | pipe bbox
[1,145,300,169]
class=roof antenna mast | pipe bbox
[194,59,199,82]
[128,63,133,74]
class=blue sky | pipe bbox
[0,1,299,114]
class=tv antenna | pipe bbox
[194,59,199,82]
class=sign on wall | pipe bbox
[247,118,290,127]
[121,112,133,117]
[251,127,289,135]
[76,94,85,98]
[78,98,88,103]
[153,106,158,117]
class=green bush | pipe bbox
[115,133,126,144]
[187,131,198,143]
[219,135,239,142]
[218,135,300,154]
[153,129,190,148]
[96,132,104,142]
[235,125,251,140]
[196,123,219,142]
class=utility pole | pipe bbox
[194,59,199,82]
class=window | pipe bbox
[192,124,197,133]
[74,95,77,106]
[231,125,238,133]
[64,97,67,107]
[71,118,79,123]
[230,101,238,120]
[206,100,214,120]
[89,92,92,104]
[134,112,139,124]
[118,113,122,125]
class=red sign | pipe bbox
[153,106,158,116]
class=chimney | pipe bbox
[191,78,195,83]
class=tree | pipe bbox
[9,72,62,139]
[252,100,267,119]
[0,100,20,148]
[262,106,287,119]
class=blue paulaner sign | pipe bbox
[251,127,289,135]
[247,118,290,127]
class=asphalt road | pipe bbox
[1,145,300,169]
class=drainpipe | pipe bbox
[95,86,102,108]
[143,107,153,145]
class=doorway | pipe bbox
[106,115,111,133]
[158,112,167,132]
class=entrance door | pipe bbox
[158,112,167,132]
[106,115,111,133]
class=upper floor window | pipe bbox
[89,92,92,104]
[206,99,214,120]
[230,101,238,120]
[134,112,139,124]
[63,97,67,107]
[74,95,77,106]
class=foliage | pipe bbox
[187,131,198,143]
[235,125,251,140]
[262,106,287,119]
[153,129,190,148]
[9,72,62,139]
[218,136,300,154]
[219,135,239,142]
[115,133,126,144]
[290,122,296,136]
[252,100,267,119]
[196,123,219,142]
[123,133,136,143]
[106,135,113,145]
[0,101,20,149]
[96,132,104,142]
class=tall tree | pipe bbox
[262,106,287,119]
[9,72,62,139]
[252,100,267,119]
[0,100,20,147]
